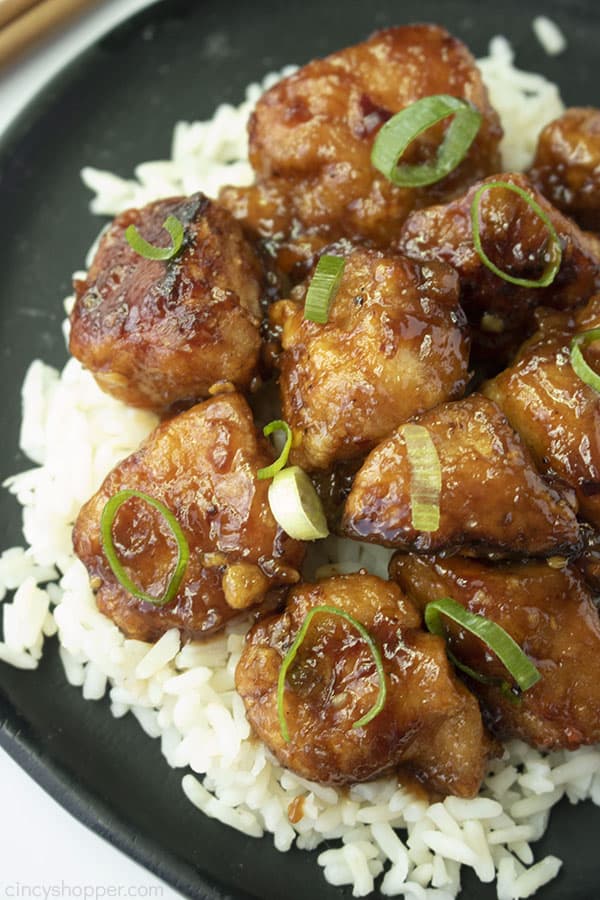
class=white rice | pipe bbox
[80,64,298,217]
[532,17,567,56]
[476,36,564,171]
[0,31,593,900]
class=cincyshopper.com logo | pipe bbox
[2,884,164,899]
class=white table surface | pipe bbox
[0,1,183,897]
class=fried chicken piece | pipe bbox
[391,554,600,750]
[342,394,581,557]
[221,25,501,276]
[236,573,494,795]
[483,295,600,529]
[70,194,264,413]
[311,459,363,533]
[73,393,305,642]
[398,173,600,363]
[575,527,600,593]
[530,108,600,232]
[272,245,469,471]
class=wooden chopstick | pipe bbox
[0,0,100,69]
[0,0,44,31]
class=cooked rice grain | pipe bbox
[532,17,567,56]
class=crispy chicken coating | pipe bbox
[73,393,305,642]
[483,295,600,529]
[70,194,264,413]
[530,108,600,231]
[235,573,494,795]
[342,394,581,557]
[391,554,600,750]
[576,527,600,593]
[220,25,502,275]
[398,173,600,362]
[272,246,469,471]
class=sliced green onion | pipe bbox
[304,255,345,324]
[277,604,387,742]
[424,597,541,693]
[570,328,600,392]
[125,214,184,261]
[471,181,562,288]
[100,489,189,606]
[257,420,293,480]
[371,94,482,188]
[400,424,442,532]
[440,652,521,702]
[268,466,329,541]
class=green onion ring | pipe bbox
[268,466,329,541]
[400,424,442,532]
[100,489,190,606]
[125,214,185,261]
[471,180,562,288]
[440,652,522,703]
[257,420,293,480]
[424,597,541,693]
[277,604,387,743]
[371,94,482,188]
[570,328,600,393]
[304,255,346,324]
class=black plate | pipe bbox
[0,0,599,897]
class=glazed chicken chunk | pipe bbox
[272,246,469,471]
[73,393,305,642]
[577,527,600,593]
[530,108,600,231]
[221,24,501,274]
[236,573,495,796]
[398,173,600,361]
[70,193,264,412]
[343,394,580,557]
[391,554,600,750]
[483,294,600,529]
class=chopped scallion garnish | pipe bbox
[424,597,541,693]
[471,180,562,288]
[570,328,600,392]
[100,489,189,606]
[400,424,442,532]
[277,604,387,742]
[125,214,185,261]
[304,255,346,324]
[371,94,482,188]
[257,420,293,480]
[267,466,329,541]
